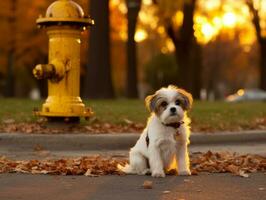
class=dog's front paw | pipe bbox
[178,170,191,176]
[152,170,165,178]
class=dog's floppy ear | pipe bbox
[177,88,193,111]
[145,94,157,112]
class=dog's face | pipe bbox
[145,85,193,124]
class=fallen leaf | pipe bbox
[238,170,249,178]
[143,180,153,189]
[84,169,98,177]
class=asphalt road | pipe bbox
[0,173,265,200]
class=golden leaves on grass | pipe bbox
[1,118,265,134]
[0,122,144,134]
[0,152,265,177]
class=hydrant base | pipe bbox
[35,97,93,119]
[36,110,92,118]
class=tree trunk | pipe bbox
[4,0,17,97]
[246,0,266,90]
[126,0,141,98]
[4,51,15,97]
[166,0,201,99]
[84,0,114,98]
[191,42,202,99]
[260,40,266,90]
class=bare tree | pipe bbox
[84,0,114,98]
[4,0,17,97]
[126,0,141,98]
[246,0,266,90]
[155,0,202,98]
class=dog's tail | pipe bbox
[117,163,136,174]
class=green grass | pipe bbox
[191,101,266,131]
[0,98,265,131]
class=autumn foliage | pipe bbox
[0,152,265,177]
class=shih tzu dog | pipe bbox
[121,85,193,177]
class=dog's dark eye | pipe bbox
[161,101,168,107]
[175,100,181,105]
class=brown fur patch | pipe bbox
[154,96,168,116]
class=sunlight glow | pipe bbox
[194,15,219,44]
[203,0,221,11]
[167,156,177,171]
[213,16,222,29]
[237,89,245,96]
[143,0,153,6]
[193,2,255,45]
[166,39,175,52]
[201,23,216,41]
[110,0,119,7]
[119,31,127,41]
[222,12,237,27]
[157,26,165,34]
[110,0,257,46]
[135,29,148,42]
[173,11,184,27]
[118,2,127,14]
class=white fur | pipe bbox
[121,86,192,177]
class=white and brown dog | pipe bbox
[121,85,193,177]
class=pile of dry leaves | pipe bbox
[0,155,127,176]
[0,151,265,177]
[190,151,266,177]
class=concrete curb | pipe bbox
[0,130,265,151]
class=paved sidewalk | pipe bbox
[0,130,265,160]
[0,130,265,151]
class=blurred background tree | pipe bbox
[0,0,50,98]
[153,0,202,99]
[84,0,114,98]
[126,0,141,98]
[4,0,16,97]
[246,0,266,91]
[0,0,264,100]
[144,52,178,92]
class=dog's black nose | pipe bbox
[170,107,176,113]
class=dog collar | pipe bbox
[146,121,184,148]
[163,121,184,129]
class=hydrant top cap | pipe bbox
[46,0,84,19]
[37,0,94,27]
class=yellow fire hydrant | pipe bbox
[33,0,94,121]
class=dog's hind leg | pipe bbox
[122,149,149,175]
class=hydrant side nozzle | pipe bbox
[33,64,56,80]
